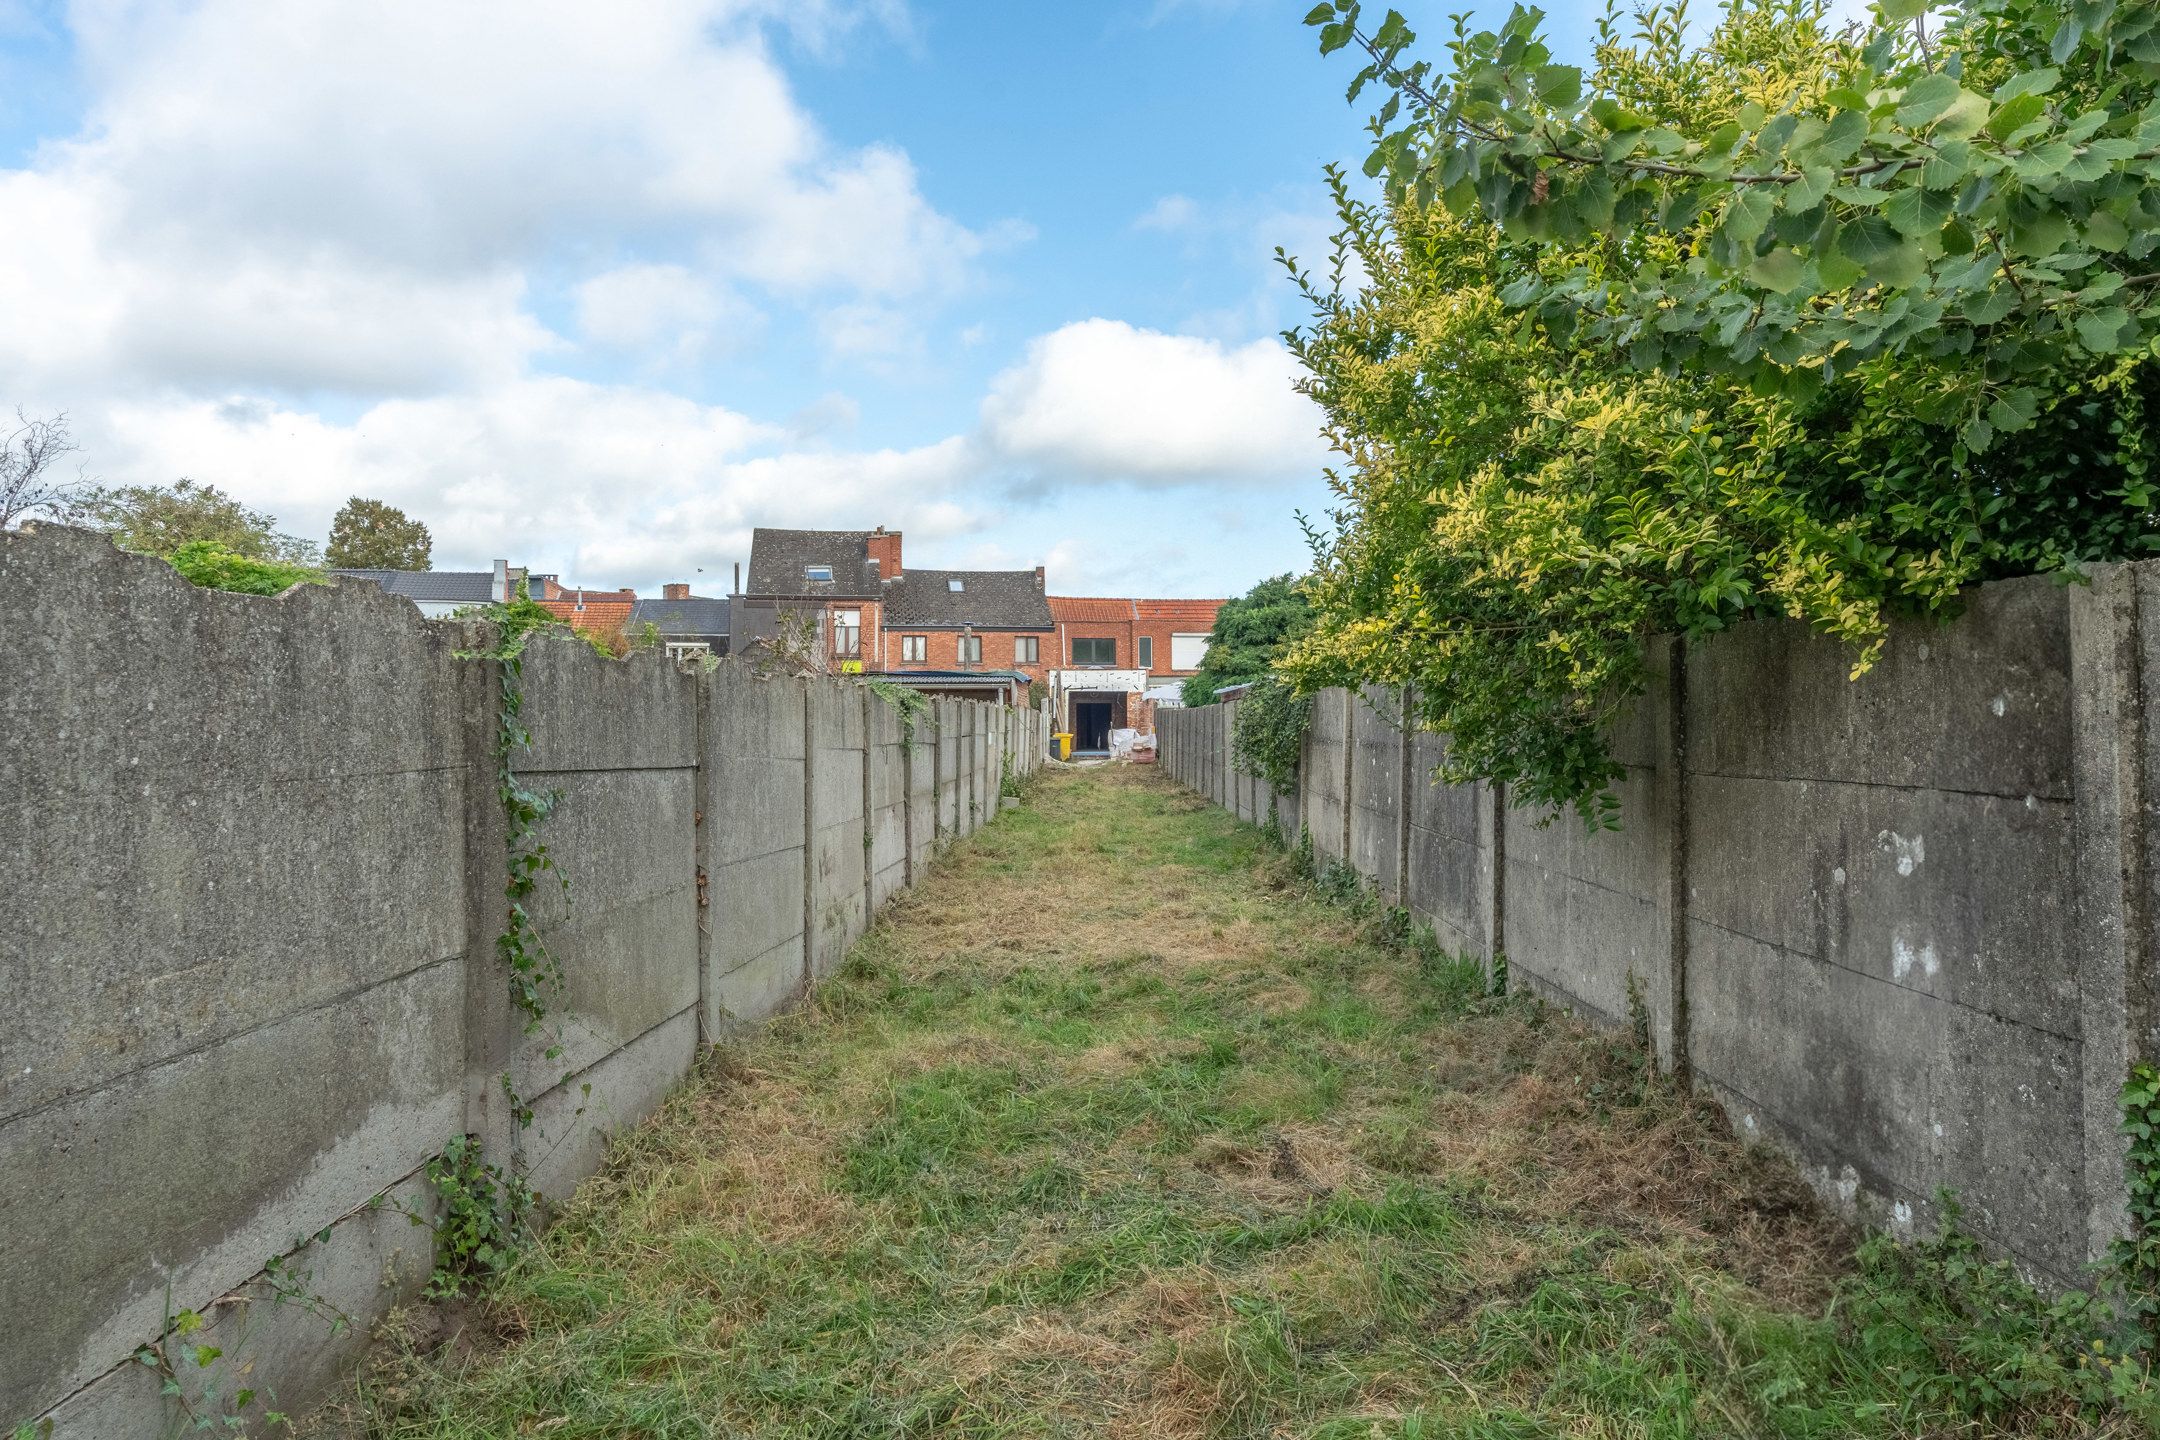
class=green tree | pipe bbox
[1314,0,2160,453]
[74,478,319,564]
[1181,574,1317,705]
[326,496,432,570]
[1285,0,2160,824]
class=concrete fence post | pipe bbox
[799,676,817,993]
[459,639,517,1165]
[1396,687,1413,906]
[2071,564,2158,1263]
[1340,689,1355,863]
[1650,636,1691,1078]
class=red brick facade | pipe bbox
[1047,596,1224,679]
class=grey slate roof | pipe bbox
[884,569,1053,630]
[629,596,733,637]
[332,569,497,603]
[746,529,882,597]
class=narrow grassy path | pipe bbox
[340,768,2154,1439]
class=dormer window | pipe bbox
[804,565,833,583]
[948,578,964,591]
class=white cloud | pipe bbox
[1134,194,1201,232]
[574,264,759,366]
[978,319,1325,487]
[0,0,992,395]
[86,378,990,588]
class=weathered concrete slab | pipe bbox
[1304,688,1350,864]
[0,528,471,1125]
[1350,689,1405,900]
[1689,573,2070,798]
[523,1006,700,1202]
[1,960,465,1423]
[808,682,867,979]
[1688,921,2086,1284]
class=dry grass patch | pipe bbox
[330,766,2159,1440]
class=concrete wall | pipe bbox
[1158,562,2160,1289]
[1,526,1019,1434]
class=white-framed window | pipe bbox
[1136,635,1153,669]
[1171,633,1209,670]
[665,641,710,665]
[948,577,965,591]
[902,634,927,662]
[804,564,833,583]
[1015,636,1039,664]
[832,608,861,658]
[960,634,982,663]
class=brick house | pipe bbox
[736,527,891,673]
[1046,595,1224,752]
[739,527,1052,703]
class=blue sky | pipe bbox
[0,1,1600,597]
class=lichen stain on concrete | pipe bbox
[1990,694,2008,717]
[1891,931,1940,981]
[1877,829,1925,876]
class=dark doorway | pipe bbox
[1075,700,1112,753]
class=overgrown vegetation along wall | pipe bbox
[1160,563,2160,1291]
[0,525,1046,1436]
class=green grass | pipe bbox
[329,768,2159,1439]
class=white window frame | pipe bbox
[832,608,862,658]
[804,564,833,583]
[1171,633,1209,670]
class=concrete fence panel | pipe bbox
[1,532,471,1429]
[1,526,1038,1434]
[703,668,808,1032]
[513,631,702,1199]
[1155,559,2160,1287]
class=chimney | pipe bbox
[663,583,690,600]
[492,559,509,602]
[1034,565,1045,592]
[866,526,902,580]
[733,562,741,596]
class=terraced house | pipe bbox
[1047,594,1223,752]
[738,526,1051,704]
[735,528,1223,737]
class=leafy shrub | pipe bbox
[1286,0,2160,823]
[167,540,325,596]
[1229,673,1313,793]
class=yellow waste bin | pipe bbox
[1053,732,1073,761]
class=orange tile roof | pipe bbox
[1048,596,1136,622]
[1135,599,1225,623]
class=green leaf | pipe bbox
[1894,73,1963,129]
[1836,211,1903,263]
[1878,0,1926,19]
[1723,188,1774,247]
[1989,386,2040,431]
[1883,187,1954,238]
[1303,3,1335,22]
[1749,248,1809,292]
[1533,64,1582,108]
[1319,20,1353,54]
[2077,305,2133,353]
[2084,209,2130,252]
[1935,88,1991,140]
[1988,92,2046,138]
[1992,67,2060,103]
